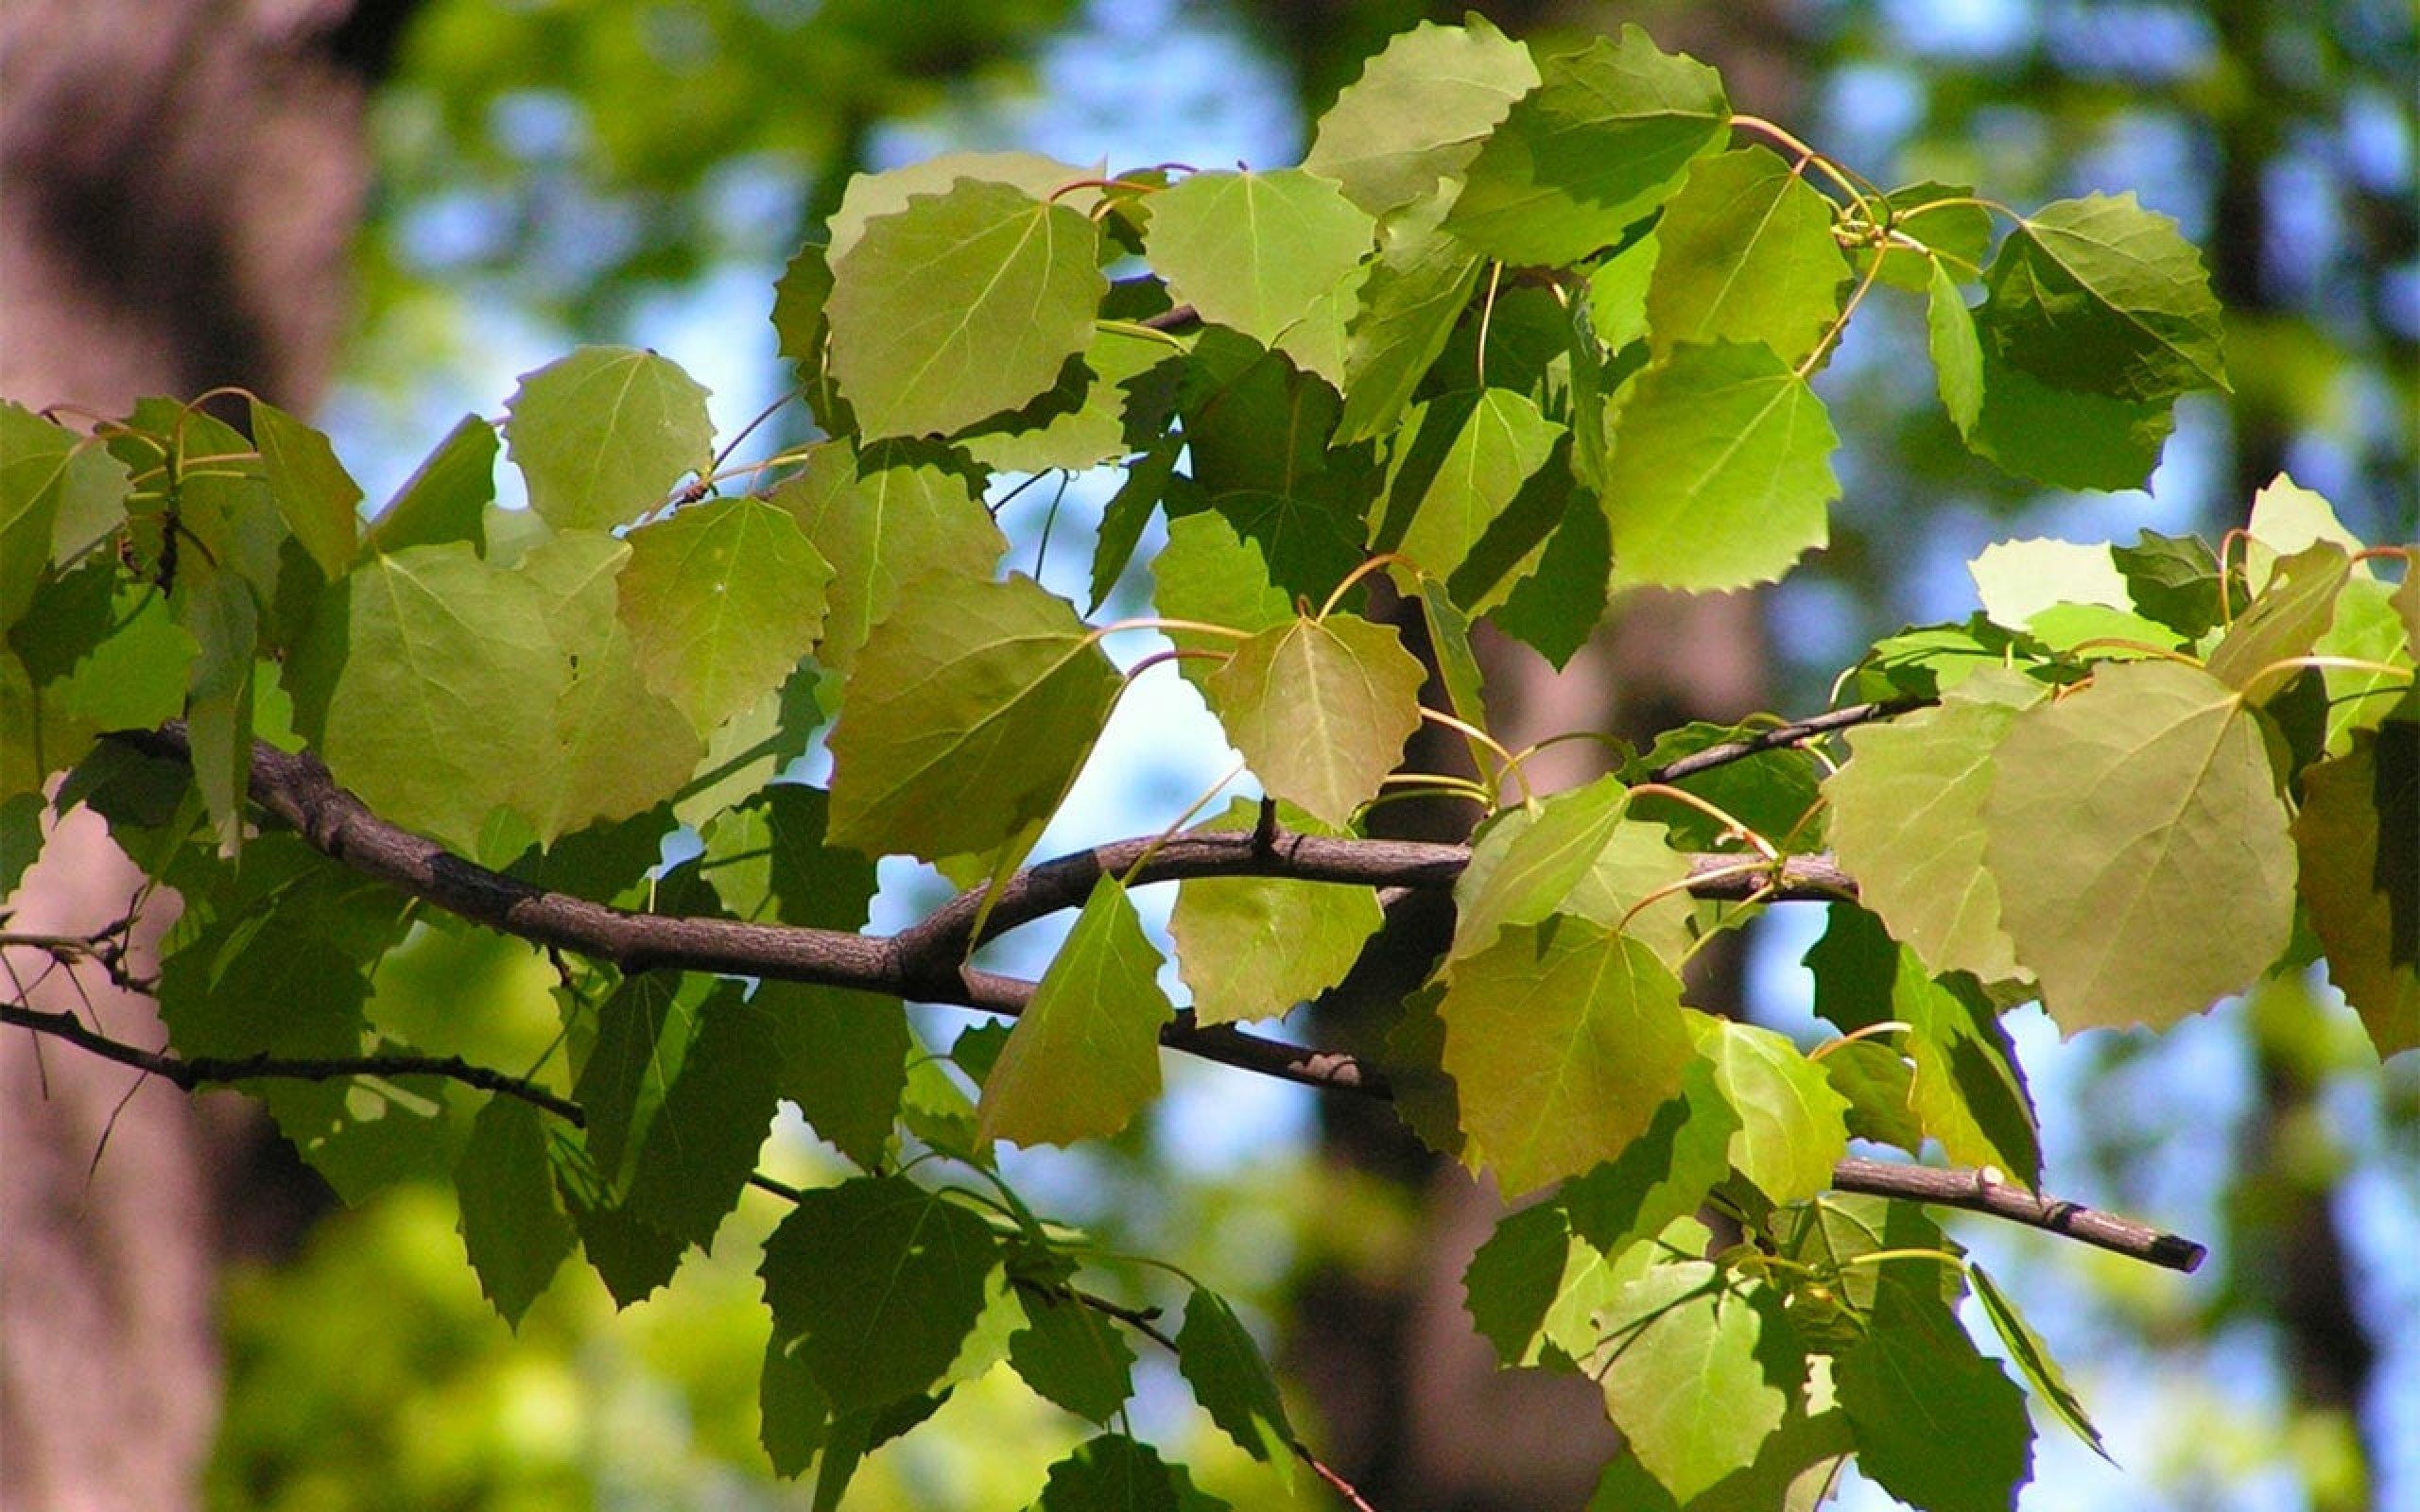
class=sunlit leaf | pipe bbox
[1440,917,1695,1196]
[826,179,1105,438]
[1146,168,1374,350]
[1302,16,1539,215]
[506,346,714,531]
[827,574,1119,861]
[1601,343,1838,592]
[1645,146,1850,363]
[977,878,1174,1146]
[617,495,832,733]
[1201,612,1425,829]
[1985,660,2294,1032]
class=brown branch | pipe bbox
[1829,1157,2206,1273]
[1641,698,1929,785]
[0,1002,585,1124]
[89,726,2206,1271]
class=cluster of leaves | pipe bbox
[4,16,2412,1510]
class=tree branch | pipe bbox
[80,725,2207,1272]
[1641,698,1928,784]
[0,1001,584,1124]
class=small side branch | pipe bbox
[0,1002,584,1125]
[1830,1156,2206,1272]
[1643,699,1927,785]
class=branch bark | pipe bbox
[78,724,2207,1272]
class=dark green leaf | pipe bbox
[760,1175,1002,1411]
[622,988,782,1246]
[1010,1291,1137,1424]
[455,1096,578,1328]
[1177,1289,1295,1471]
[759,1333,830,1478]
[1337,194,1486,443]
[1969,1263,2108,1459]
[1837,1288,2034,1512]
[1978,193,2228,403]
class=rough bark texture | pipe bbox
[0,3,404,1504]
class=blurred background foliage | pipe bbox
[211,2,2414,1509]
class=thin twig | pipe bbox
[1643,699,1927,785]
[0,1002,584,1124]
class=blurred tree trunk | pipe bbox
[2206,4,2377,1498]
[0,3,411,1505]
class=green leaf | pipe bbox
[757,981,908,1168]
[1979,193,2228,402]
[1035,1435,1203,1512]
[1836,1289,2034,1512]
[826,574,1119,861]
[455,1096,578,1328]
[621,989,782,1246]
[1301,16,1539,216]
[773,438,1003,679]
[285,543,569,851]
[514,531,705,841]
[1601,343,1839,592]
[1645,147,1851,363]
[1560,1057,1740,1257]
[1010,1291,1137,1425]
[824,150,1099,266]
[1177,1289,1295,1471]
[2205,541,2352,697]
[1372,387,1564,584]
[615,495,832,733]
[1969,1263,2108,1459]
[2246,472,2368,591]
[1169,800,1385,1024]
[3,403,129,599]
[760,1333,830,1478]
[1928,266,2176,490]
[1879,182,1993,290]
[1463,1201,1651,1367]
[367,414,494,556]
[826,179,1106,438]
[1985,660,2294,1032]
[1144,168,1374,350]
[1209,486,1365,602]
[1449,776,1690,967]
[1824,673,2044,984]
[2294,721,2419,1057]
[250,399,361,577]
[1151,511,1293,690]
[1201,613,1424,829]
[1488,474,1614,667]
[759,1175,1002,1412]
[1968,537,2130,630]
[670,665,820,830]
[1440,917,1696,1196]
[977,877,1174,1146]
[1631,718,1827,852]
[1695,1020,1849,1204]
[505,346,714,531]
[1337,193,1486,443]
[1592,1263,1792,1503]
[956,325,1184,474]
[1445,26,1729,266]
